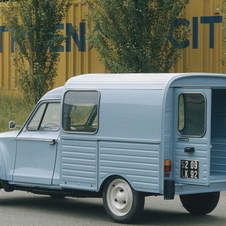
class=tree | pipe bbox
[1,0,71,103]
[85,0,190,73]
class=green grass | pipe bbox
[0,94,34,133]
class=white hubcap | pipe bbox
[106,179,133,216]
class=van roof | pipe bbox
[41,73,226,101]
[64,73,226,90]
[64,73,181,90]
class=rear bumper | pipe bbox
[175,181,226,195]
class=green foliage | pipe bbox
[218,1,226,65]
[1,0,72,103]
[0,94,34,133]
[85,0,190,73]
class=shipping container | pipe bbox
[0,0,226,93]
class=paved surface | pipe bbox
[0,190,225,226]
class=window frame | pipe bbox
[177,92,207,138]
[62,90,100,134]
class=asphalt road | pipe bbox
[0,190,225,226]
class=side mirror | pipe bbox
[9,121,17,130]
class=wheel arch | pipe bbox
[99,175,132,195]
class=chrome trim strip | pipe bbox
[16,138,58,143]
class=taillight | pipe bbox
[164,159,172,177]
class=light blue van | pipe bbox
[1,73,226,223]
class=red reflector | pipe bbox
[164,165,171,172]
[164,160,172,172]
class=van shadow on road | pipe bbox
[0,194,108,221]
[0,192,225,226]
[140,208,225,226]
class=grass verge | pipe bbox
[0,94,34,133]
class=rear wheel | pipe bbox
[103,177,145,223]
[50,194,66,199]
[180,192,220,215]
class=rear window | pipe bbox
[62,91,99,133]
[178,93,206,137]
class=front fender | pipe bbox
[0,148,7,180]
[0,130,18,181]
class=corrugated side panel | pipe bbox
[0,12,16,93]
[0,2,107,94]
[61,139,97,190]
[55,2,107,88]
[173,0,226,74]
[99,141,161,194]
[2,0,226,94]
[211,139,226,175]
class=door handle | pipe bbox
[184,147,195,153]
[49,139,56,145]
[17,137,57,144]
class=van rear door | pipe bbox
[174,89,211,186]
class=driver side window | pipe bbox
[27,102,60,131]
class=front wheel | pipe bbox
[180,192,220,215]
[103,177,145,223]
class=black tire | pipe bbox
[50,194,66,199]
[179,192,220,215]
[103,177,145,223]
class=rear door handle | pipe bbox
[184,147,195,153]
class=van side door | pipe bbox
[13,101,60,185]
[174,89,211,186]
[60,91,99,191]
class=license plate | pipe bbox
[181,160,199,179]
